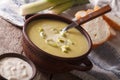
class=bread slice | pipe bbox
[75,10,87,19]
[103,13,120,31]
[94,5,120,31]
[86,9,94,14]
[93,5,116,38]
[75,9,115,46]
[82,16,111,46]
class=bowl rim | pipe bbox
[23,13,92,61]
[0,53,36,80]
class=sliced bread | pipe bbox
[75,8,115,46]
[103,13,120,31]
[94,5,120,31]
[75,10,87,19]
[82,16,111,46]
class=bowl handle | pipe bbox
[67,57,93,71]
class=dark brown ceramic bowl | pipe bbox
[0,53,36,80]
[23,14,93,73]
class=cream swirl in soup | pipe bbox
[0,57,33,80]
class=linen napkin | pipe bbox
[0,0,36,27]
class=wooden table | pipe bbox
[0,17,83,80]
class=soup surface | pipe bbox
[27,19,89,58]
[0,57,33,80]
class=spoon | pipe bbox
[62,5,111,32]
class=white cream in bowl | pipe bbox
[0,57,33,80]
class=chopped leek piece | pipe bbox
[40,32,46,39]
[67,39,74,45]
[59,31,66,37]
[38,27,44,32]
[61,47,68,53]
[61,45,70,53]
[57,38,65,43]
[51,28,59,34]
[45,39,58,47]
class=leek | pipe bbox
[47,1,75,14]
[74,0,89,5]
[48,0,89,14]
[20,0,70,15]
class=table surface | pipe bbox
[0,17,83,80]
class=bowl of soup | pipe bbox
[0,53,36,80]
[23,14,93,73]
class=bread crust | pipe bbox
[103,15,120,31]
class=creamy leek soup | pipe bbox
[27,19,89,58]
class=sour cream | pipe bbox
[0,57,33,80]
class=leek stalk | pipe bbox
[74,0,89,5]
[48,0,89,14]
[47,1,75,14]
[20,0,70,15]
